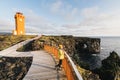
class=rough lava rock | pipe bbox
[93,51,120,80]
[0,56,33,80]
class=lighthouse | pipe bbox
[13,12,25,35]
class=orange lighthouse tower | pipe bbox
[13,12,25,35]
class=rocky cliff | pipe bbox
[17,35,100,54]
[75,37,100,54]
[93,51,120,80]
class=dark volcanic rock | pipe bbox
[17,39,44,51]
[31,39,44,50]
[75,37,100,54]
[93,51,120,80]
[43,36,100,55]
[17,35,100,55]
[0,56,33,80]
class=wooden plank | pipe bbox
[24,51,66,80]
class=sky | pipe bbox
[0,0,120,36]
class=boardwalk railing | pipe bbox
[44,45,83,80]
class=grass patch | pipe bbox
[0,35,36,51]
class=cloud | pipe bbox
[80,6,120,28]
[65,8,78,20]
[0,19,14,32]
[23,1,120,36]
[62,6,120,36]
[24,10,64,35]
[81,6,98,18]
[25,10,48,27]
[50,0,79,21]
[51,0,63,13]
[81,7,120,36]
[80,9,120,28]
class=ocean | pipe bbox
[100,37,120,59]
[86,37,120,70]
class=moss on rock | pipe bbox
[77,65,100,80]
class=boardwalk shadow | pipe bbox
[32,63,55,70]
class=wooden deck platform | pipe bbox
[0,36,67,80]
[24,50,67,80]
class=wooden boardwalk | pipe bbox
[0,39,67,80]
[24,50,67,80]
[0,36,67,80]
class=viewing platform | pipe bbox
[24,50,66,80]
